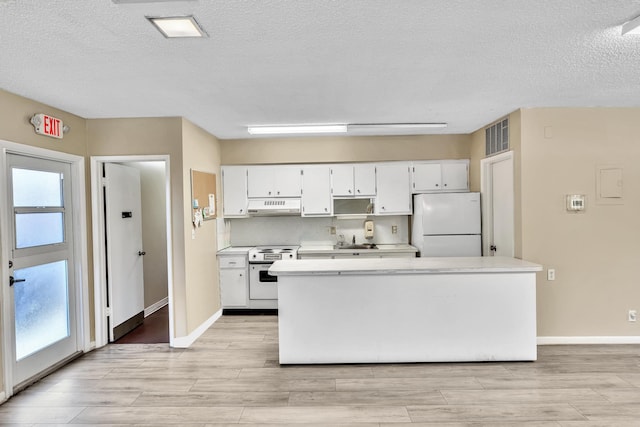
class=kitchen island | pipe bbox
[269,256,542,364]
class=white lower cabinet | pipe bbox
[218,254,248,308]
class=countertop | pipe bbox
[216,246,253,255]
[269,256,542,276]
[298,243,418,255]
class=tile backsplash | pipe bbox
[228,215,409,247]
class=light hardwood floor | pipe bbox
[1,315,640,425]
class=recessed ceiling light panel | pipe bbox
[147,15,207,38]
[622,14,640,35]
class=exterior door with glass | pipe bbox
[7,154,78,387]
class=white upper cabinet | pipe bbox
[412,160,469,192]
[441,161,469,191]
[301,166,332,216]
[331,165,353,196]
[375,163,412,215]
[331,163,376,197]
[353,164,376,196]
[412,163,442,191]
[247,166,301,198]
[222,166,248,217]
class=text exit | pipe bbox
[30,113,64,139]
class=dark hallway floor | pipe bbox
[114,305,169,344]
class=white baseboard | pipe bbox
[145,297,168,317]
[0,391,5,405]
[171,309,222,348]
[538,336,640,345]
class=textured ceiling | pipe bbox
[1,0,640,139]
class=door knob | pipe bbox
[9,276,25,287]
[138,251,146,256]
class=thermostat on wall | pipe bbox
[566,194,586,212]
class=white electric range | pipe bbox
[247,246,299,309]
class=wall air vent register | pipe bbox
[486,118,509,156]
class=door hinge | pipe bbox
[105,307,112,316]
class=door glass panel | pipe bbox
[13,261,70,360]
[12,168,63,207]
[15,213,64,248]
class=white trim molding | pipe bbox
[145,297,168,317]
[172,309,222,348]
[538,336,640,345]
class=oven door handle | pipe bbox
[257,269,278,282]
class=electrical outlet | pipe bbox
[629,310,637,322]
[392,225,398,234]
[547,268,555,281]
[329,226,336,235]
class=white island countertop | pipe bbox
[270,256,542,276]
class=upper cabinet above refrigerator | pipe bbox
[412,160,469,193]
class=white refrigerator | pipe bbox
[411,192,481,257]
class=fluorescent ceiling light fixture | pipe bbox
[247,124,348,135]
[348,123,448,130]
[622,14,640,35]
[147,16,207,38]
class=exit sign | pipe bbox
[31,113,64,139]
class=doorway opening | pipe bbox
[91,156,173,348]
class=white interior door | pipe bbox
[6,154,78,388]
[104,163,145,342]
[482,152,514,257]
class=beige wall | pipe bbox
[129,161,169,308]
[520,108,640,336]
[221,134,471,164]
[470,111,523,259]
[181,119,222,332]
[0,89,87,156]
[86,117,192,335]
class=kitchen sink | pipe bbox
[334,243,378,250]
